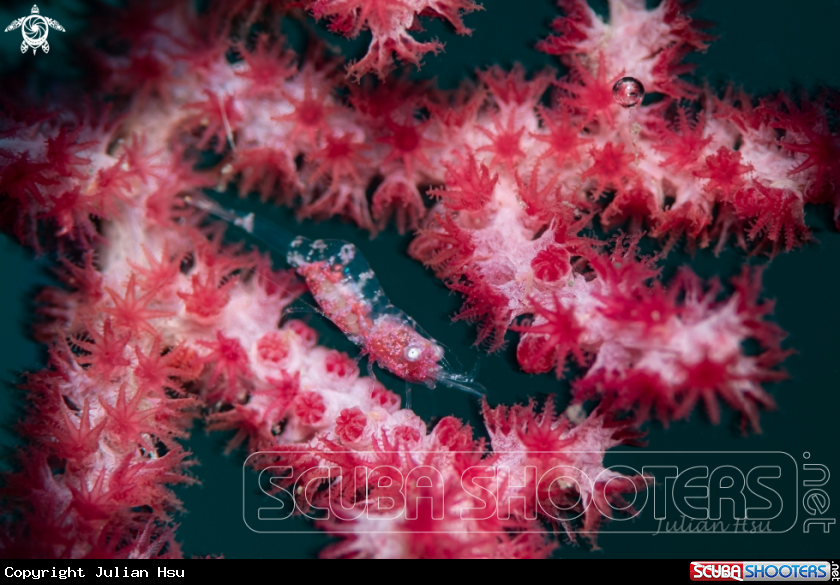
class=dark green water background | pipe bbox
[0,0,838,559]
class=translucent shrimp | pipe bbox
[185,195,486,399]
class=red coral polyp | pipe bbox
[294,391,328,427]
[255,332,291,365]
[514,295,587,377]
[530,246,572,283]
[335,407,367,443]
[309,0,481,79]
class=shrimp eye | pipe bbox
[404,345,423,362]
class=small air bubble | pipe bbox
[613,77,645,109]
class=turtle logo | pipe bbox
[4,5,64,55]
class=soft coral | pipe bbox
[772,92,840,207]
[196,331,252,401]
[513,294,587,377]
[309,0,481,80]
[733,181,810,255]
[103,274,175,335]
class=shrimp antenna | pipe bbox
[468,356,481,382]
[184,194,296,253]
